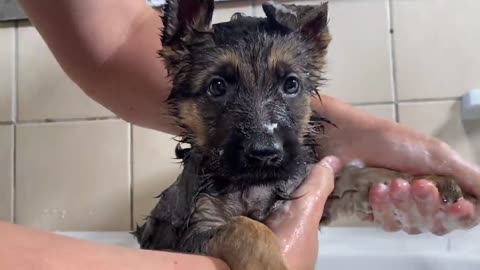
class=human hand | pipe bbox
[314,96,480,236]
[369,178,478,235]
[265,156,343,270]
[364,131,480,236]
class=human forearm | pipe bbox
[17,0,179,134]
[316,95,440,171]
[0,222,229,270]
[315,95,480,197]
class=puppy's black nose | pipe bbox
[246,141,283,166]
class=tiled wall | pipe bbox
[0,0,479,231]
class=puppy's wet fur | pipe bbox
[133,1,463,269]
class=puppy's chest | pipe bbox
[217,179,302,222]
[240,185,280,221]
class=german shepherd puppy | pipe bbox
[134,1,462,269]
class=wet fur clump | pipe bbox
[133,0,332,254]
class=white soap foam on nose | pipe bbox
[264,123,278,133]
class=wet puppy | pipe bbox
[133,1,463,269]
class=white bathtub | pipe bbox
[55,226,480,270]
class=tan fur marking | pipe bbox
[311,31,332,77]
[300,97,313,142]
[208,216,289,270]
[191,51,241,93]
[222,51,241,67]
[268,45,295,71]
[178,101,207,146]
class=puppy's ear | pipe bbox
[162,0,214,45]
[262,1,330,48]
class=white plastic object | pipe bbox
[462,89,480,121]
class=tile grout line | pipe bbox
[351,96,461,107]
[11,125,15,223]
[395,96,462,103]
[14,116,120,125]
[12,21,19,223]
[129,124,134,230]
[387,0,400,123]
[11,22,17,125]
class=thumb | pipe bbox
[267,156,343,229]
[265,155,343,266]
[292,155,343,199]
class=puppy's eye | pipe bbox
[207,78,227,97]
[283,77,300,95]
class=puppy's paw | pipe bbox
[208,216,289,270]
[422,175,463,204]
[321,166,464,226]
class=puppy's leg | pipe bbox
[208,216,289,270]
[321,165,463,225]
[180,195,288,269]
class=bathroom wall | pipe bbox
[0,0,479,231]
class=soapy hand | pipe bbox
[369,178,477,235]
[316,95,480,236]
[344,138,480,236]
[266,156,342,270]
[363,138,480,235]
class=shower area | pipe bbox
[0,0,479,269]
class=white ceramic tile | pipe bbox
[15,120,130,231]
[254,0,394,104]
[0,125,13,222]
[399,101,480,165]
[354,104,396,122]
[393,0,480,100]
[213,1,253,24]
[0,23,14,122]
[17,23,114,121]
[132,126,181,225]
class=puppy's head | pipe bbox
[161,0,331,182]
